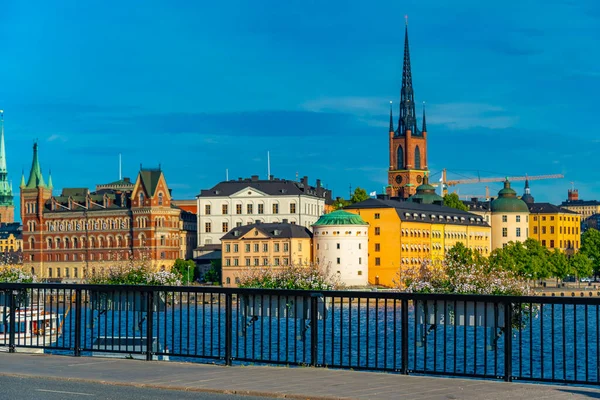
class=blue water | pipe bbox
[4,292,600,384]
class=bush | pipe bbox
[86,265,181,286]
[237,264,342,291]
[0,266,37,283]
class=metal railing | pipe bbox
[1,283,599,385]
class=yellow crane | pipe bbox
[439,169,564,197]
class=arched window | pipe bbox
[158,192,164,206]
[139,192,145,205]
[397,146,404,169]
[414,145,421,169]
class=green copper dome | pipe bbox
[491,180,529,213]
[407,175,443,205]
[313,210,368,226]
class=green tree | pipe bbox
[489,239,551,283]
[570,252,594,287]
[580,228,600,278]
[171,259,196,285]
[204,259,221,284]
[548,249,570,285]
[350,187,370,204]
[443,193,469,212]
[446,242,476,266]
[333,197,351,210]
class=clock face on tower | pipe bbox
[395,175,403,184]
[417,175,423,184]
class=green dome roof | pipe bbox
[491,180,529,213]
[407,175,443,205]
[313,210,368,226]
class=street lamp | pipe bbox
[187,264,191,285]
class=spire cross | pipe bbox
[405,15,408,26]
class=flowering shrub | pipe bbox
[86,265,181,286]
[0,266,37,283]
[237,263,342,291]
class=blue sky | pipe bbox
[2,0,600,220]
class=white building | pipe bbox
[196,175,331,248]
[313,210,369,287]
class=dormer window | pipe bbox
[158,192,164,206]
[139,192,145,205]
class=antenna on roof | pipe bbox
[226,168,229,181]
[267,151,271,180]
[119,153,122,180]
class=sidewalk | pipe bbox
[1,353,599,399]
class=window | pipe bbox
[274,258,280,266]
[533,226,538,234]
[161,236,166,246]
[375,243,380,252]
[48,268,53,278]
[273,204,279,214]
[57,268,61,278]
[233,244,239,252]
[160,251,166,259]
[336,257,340,264]
[336,243,340,249]
[139,192,144,205]
[550,240,555,248]
[205,222,212,233]
[222,204,228,214]
[358,243,362,249]
[245,244,250,252]
[258,204,264,214]
[374,227,381,235]
[254,243,259,252]
[263,243,268,252]
[233,258,239,266]
[502,227,507,237]
[283,243,289,252]
[359,257,362,265]
[225,259,231,266]
[516,227,521,237]
[247,204,253,214]
[283,258,289,265]
[263,258,269,266]
[226,277,231,284]
[274,243,280,252]
[375,257,381,266]
[222,222,229,233]
[516,215,521,223]
[225,244,231,253]
[542,216,546,221]
[236,204,242,214]
[74,268,78,278]
[290,203,296,214]
[551,216,555,221]
[205,205,211,215]
[374,213,380,220]
[254,258,259,266]
[542,240,546,246]
[502,215,507,223]
[298,242,302,251]
[542,226,546,234]
[550,226,555,234]
[236,222,242,227]
[245,258,251,266]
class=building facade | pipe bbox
[490,180,530,250]
[345,198,491,287]
[312,210,369,287]
[20,143,195,281]
[560,189,600,218]
[528,203,580,254]
[197,175,331,248]
[0,112,14,223]
[387,23,428,199]
[220,221,313,287]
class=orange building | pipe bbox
[387,22,428,199]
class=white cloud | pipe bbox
[301,97,389,116]
[47,134,67,142]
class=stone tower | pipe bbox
[387,21,428,199]
[0,111,14,223]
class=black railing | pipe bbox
[1,283,600,385]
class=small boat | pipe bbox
[0,305,63,352]
[91,336,170,361]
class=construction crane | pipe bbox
[438,169,564,197]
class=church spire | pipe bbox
[398,17,417,136]
[0,111,13,207]
[0,111,7,173]
[389,101,394,132]
[422,101,427,132]
[48,169,53,189]
[26,141,46,189]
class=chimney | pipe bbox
[302,176,308,187]
[238,177,243,181]
[471,197,478,203]
[251,175,259,182]
[282,218,288,224]
[269,175,274,181]
[255,219,261,224]
[377,194,390,200]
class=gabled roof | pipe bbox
[139,169,163,197]
[345,198,489,227]
[528,202,578,215]
[198,177,330,200]
[221,222,313,241]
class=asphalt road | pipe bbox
[0,376,270,400]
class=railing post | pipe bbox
[401,298,409,374]
[146,290,154,361]
[310,294,319,367]
[8,290,16,353]
[225,292,233,366]
[74,289,82,356]
[504,300,513,382]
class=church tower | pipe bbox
[0,111,14,222]
[387,20,428,199]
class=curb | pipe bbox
[0,372,347,400]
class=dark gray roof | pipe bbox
[561,200,600,207]
[528,202,578,215]
[0,223,22,239]
[462,200,491,212]
[221,222,313,241]
[345,198,490,227]
[198,177,331,201]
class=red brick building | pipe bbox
[20,143,196,281]
[387,23,429,199]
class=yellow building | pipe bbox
[560,189,600,219]
[345,198,491,287]
[528,203,580,254]
[0,222,22,254]
[221,221,313,287]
